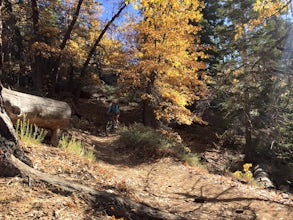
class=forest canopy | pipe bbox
[0,0,292,160]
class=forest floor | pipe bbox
[0,99,293,220]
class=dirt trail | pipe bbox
[0,129,293,219]
[73,130,293,220]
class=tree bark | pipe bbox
[49,0,84,96]
[30,0,42,92]
[60,0,83,50]
[0,91,33,176]
[74,2,127,100]
[79,2,127,79]
[143,72,159,128]
[244,91,253,161]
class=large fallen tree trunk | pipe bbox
[0,103,184,220]
[0,85,71,145]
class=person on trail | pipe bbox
[107,100,120,128]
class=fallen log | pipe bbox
[0,86,71,145]
[253,164,275,189]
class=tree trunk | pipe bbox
[1,86,71,145]
[75,2,127,100]
[80,2,127,79]
[143,72,159,128]
[30,0,43,92]
[60,0,83,50]
[143,99,158,128]
[50,0,84,96]
[244,91,253,161]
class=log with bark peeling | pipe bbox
[0,86,71,145]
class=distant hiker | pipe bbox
[107,100,120,127]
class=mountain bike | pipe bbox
[105,117,118,136]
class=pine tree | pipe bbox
[213,0,292,160]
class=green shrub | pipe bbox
[58,134,95,162]
[119,123,200,166]
[15,115,48,145]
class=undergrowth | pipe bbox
[119,123,200,166]
[15,115,47,145]
[58,134,96,162]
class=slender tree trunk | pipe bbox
[60,0,83,50]
[30,0,42,92]
[244,91,253,161]
[50,0,84,96]
[79,2,127,79]
[143,72,159,128]
[31,0,39,35]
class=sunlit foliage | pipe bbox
[121,0,208,125]
[235,0,291,39]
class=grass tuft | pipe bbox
[58,134,96,162]
[15,115,48,145]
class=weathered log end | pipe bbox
[253,164,275,189]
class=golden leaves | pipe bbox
[235,0,290,39]
[119,0,208,125]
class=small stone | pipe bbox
[282,193,289,199]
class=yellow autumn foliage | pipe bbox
[121,0,208,125]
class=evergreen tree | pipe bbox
[209,0,292,160]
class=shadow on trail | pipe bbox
[92,134,158,167]
[176,187,293,208]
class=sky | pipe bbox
[98,0,139,23]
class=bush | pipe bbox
[119,123,200,166]
[15,115,48,145]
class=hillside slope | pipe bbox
[1,129,292,220]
